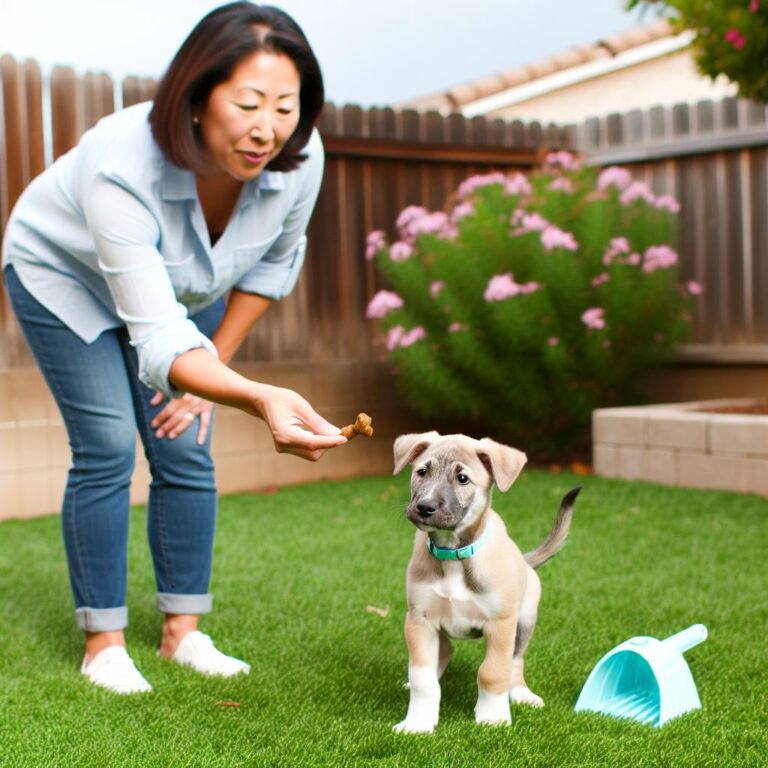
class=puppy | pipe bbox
[392,431,579,733]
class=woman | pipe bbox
[1,2,344,693]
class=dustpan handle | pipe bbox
[663,624,707,653]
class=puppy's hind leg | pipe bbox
[509,570,544,708]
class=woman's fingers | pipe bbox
[196,406,212,445]
[151,393,211,440]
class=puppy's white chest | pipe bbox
[432,569,474,602]
[423,565,496,640]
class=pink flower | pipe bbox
[457,172,506,198]
[620,180,655,206]
[389,241,414,261]
[447,322,465,333]
[545,150,579,170]
[396,205,428,236]
[643,245,678,272]
[581,307,606,330]
[483,274,541,301]
[750,0,759,12]
[450,201,475,223]
[687,280,704,296]
[399,326,427,347]
[626,252,641,266]
[365,230,386,260]
[591,272,610,287]
[725,28,746,49]
[547,337,559,346]
[511,210,549,233]
[541,226,578,252]
[597,166,632,192]
[396,206,454,242]
[430,281,445,298]
[548,177,574,193]
[365,290,404,319]
[603,237,637,266]
[484,273,521,302]
[654,194,681,214]
[386,325,405,350]
[504,173,532,196]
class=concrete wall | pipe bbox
[0,361,422,521]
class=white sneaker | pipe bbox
[81,646,153,694]
[169,631,251,677]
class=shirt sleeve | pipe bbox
[82,174,218,398]
[234,131,324,299]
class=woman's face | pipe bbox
[196,51,301,181]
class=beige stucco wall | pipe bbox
[487,51,737,124]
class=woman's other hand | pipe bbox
[150,391,214,445]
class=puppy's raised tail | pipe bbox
[524,486,581,569]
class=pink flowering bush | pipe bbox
[365,152,699,452]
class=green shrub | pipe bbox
[365,152,701,454]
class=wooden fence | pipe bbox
[569,97,768,361]
[3,54,768,367]
[0,55,557,367]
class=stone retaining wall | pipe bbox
[592,399,768,497]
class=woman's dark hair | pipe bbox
[149,2,324,173]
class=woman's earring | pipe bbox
[192,116,200,125]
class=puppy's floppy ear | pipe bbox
[476,438,527,492]
[393,431,441,475]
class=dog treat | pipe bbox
[341,412,374,440]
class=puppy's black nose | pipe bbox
[416,503,435,518]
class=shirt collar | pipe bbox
[161,163,197,202]
[161,164,285,203]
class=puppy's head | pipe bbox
[393,432,527,533]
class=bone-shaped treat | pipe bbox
[341,413,374,440]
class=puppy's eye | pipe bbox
[457,473,470,485]
[416,467,428,477]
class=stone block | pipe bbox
[643,448,677,485]
[709,415,768,456]
[616,446,648,480]
[677,450,740,492]
[592,408,647,446]
[646,411,708,451]
[740,457,768,497]
[592,443,617,477]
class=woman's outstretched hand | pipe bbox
[254,384,347,461]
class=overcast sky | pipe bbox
[0,0,653,107]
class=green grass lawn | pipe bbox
[0,470,766,767]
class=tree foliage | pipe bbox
[629,0,768,102]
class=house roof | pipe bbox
[398,19,677,114]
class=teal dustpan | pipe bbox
[575,624,707,727]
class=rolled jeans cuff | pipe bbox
[75,606,128,632]
[156,593,213,615]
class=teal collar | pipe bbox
[427,523,491,561]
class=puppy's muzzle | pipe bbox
[416,502,436,519]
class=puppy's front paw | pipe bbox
[393,716,437,734]
[475,689,512,726]
[510,686,544,707]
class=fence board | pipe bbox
[50,66,81,159]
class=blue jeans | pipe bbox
[5,265,225,632]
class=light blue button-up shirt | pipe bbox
[2,101,324,396]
